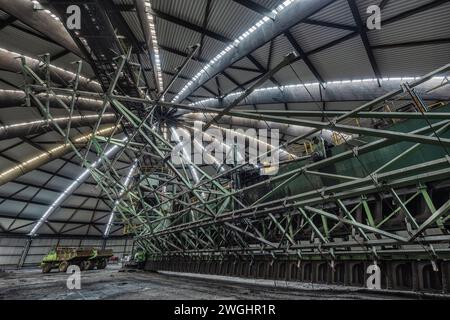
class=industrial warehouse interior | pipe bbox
[1,0,450,307]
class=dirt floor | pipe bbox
[0,265,441,300]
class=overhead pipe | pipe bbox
[175,0,336,102]
[0,125,119,187]
[181,113,341,144]
[190,78,450,109]
[0,107,116,140]
[0,89,108,111]
[0,90,26,106]
[0,0,84,58]
[30,137,129,237]
[0,48,102,92]
[182,123,295,163]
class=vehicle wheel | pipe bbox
[83,260,94,270]
[42,263,52,273]
[98,258,107,269]
[59,261,69,272]
[78,261,86,271]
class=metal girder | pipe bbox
[231,0,276,19]
[151,8,231,44]
[0,15,16,31]
[347,0,382,85]
[302,18,356,31]
[284,31,325,85]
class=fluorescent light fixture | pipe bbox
[104,159,139,237]
[29,136,127,236]
[145,0,164,94]
[180,128,226,173]
[171,0,295,102]
[32,0,61,21]
[0,113,115,132]
[0,47,100,88]
[190,76,444,106]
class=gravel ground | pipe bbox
[0,266,442,300]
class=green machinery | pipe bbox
[244,103,450,205]
[40,247,113,273]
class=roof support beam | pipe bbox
[246,54,281,87]
[164,45,201,98]
[0,15,17,31]
[285,31,325,85]
[231,0,276,19]
[163,69,219,98]
[347,0,382,85]
[0,126,117,187]
[0,77,20,89]
[152,8,231,43]
[303,18,357,31]
[5,153,77,232]
[198,0,213,58]
[160,45,208,64]
[222,71,246,91]
[51,49,71,61]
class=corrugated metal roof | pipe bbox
[221,67,261,86]
[230,56,262,70]
[308,36,375,80]
[375,42,450,76]
[283,60,318,84]
[0,25,61,57]
[0,9,9,20]
[310,0,356,26]
[153,0,207,27]
[368,1,450,46]
[121,11,145,42]
[208,0,261,40]
[290,22,354,53]
[357,0,436,21]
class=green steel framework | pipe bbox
[18,48,450,267]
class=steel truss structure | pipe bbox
[18,40,450,261]
[1,0,450,290]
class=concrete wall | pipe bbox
[145,258,450,294]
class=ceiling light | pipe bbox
[171,1,296,103]
[104,159,139,237]
[29,135,126,236]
